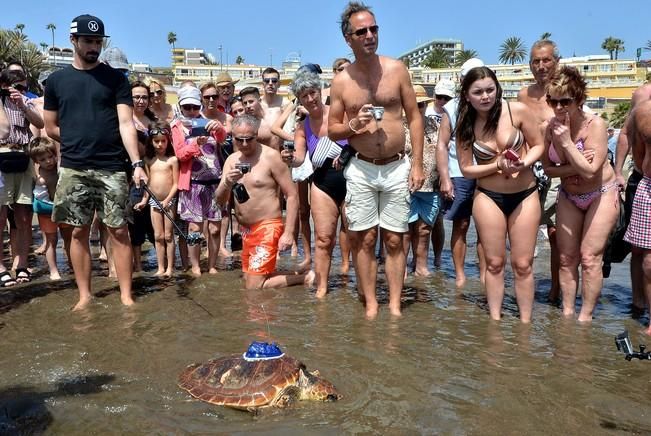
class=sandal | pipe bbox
[15,268,31,284]
[0,270,17,287]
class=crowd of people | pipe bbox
[1,3,650,329]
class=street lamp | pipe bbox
[219,45,223,71]
[269,48,273,67]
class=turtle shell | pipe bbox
[178,354,305,409]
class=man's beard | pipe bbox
[82,52,100,63]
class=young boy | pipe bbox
[29,137,61,280]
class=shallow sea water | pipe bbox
[0,223,649,435]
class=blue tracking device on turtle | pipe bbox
[244,341,284,360]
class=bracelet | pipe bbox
[348,118,361,134]
[131,160,144,169]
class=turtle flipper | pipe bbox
[271,386,301,408]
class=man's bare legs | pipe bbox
[338,214,351,274]
[405,219,431,277]
[431,215,444,268]
[68,225,93,310]
[631,252,646,315]
[642,251,651,335]
[450,217,471,287]
[244,270,315,289]
[106,225,136,307]
[348,227,379,318]
[383,229,406,317]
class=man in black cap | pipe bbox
[44,14,147,311]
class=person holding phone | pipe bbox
[171,86,227,276]
[455,66,543,323]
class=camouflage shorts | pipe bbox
[52,167,129,228]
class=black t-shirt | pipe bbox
[44,63,132,171]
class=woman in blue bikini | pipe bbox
[542,66,619,322]
[456,66,544,323]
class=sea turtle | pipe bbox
[178,343,341,411]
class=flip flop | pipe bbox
[15,268,31,284]
[0,270,17,287]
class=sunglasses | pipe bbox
[12,84,27,92]
[132,95,149,101]
[149,89,164,97]
[233,136,256,143]
[181,104,201,111]
[350,25,379,37]
[546,96,573,107]
[203,94,219,101]
[435,95,452,101]
[149,128,170,136]
[263,78,279,84]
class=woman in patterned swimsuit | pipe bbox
[542,66,619,322]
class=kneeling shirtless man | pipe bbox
[216,114,314,289]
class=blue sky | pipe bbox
[2,0,649,68]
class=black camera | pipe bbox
[615,330,651,361]
[615,331,634,355]
[283,141,295,152]
[337,147,355,168]
[232,182,250,203]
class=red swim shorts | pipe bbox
[241,218,284,275]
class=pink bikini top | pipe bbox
[548,116,592,164]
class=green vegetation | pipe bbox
[601,36,625,60]
[454,49,479,67]
[540,32,552,40]
[0,27,48,92]
[167,32,177,50]
[609,101,631,128]
[422,47,451,69]
[499,37,527,65]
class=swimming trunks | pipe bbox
[472,100,524,163]
[624,175,651,249]
[241,218,284,275]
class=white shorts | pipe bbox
[343,155,411,233]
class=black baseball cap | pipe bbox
[70,14,109,37]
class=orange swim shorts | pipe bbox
[241,217,284,275]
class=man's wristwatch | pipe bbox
[132,160,145,169]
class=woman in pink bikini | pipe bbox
[542,66,619,322]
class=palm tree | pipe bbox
[610,101,631,128]
[422,48,452,69]
[499,37,527,65]
[167,32,177,50]
[40,42,48,53]
[46,23,56,65]
[454,49,479,67]
[235,55,244,64]
[601,36,617,60]
[612,38,625,60]
[15,24,25,35]
[540,32,552,40]
[645,40,651,52]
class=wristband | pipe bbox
[349,118,361,134]
[132,160,144,169]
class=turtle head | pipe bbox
[298,369,341,402]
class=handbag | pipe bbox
[602,195,630,278]
[0,150,30,173]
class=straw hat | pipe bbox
[215,72,239,87]
[413,85,434,103]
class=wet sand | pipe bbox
[0,223,648,434]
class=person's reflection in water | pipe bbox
[242,289,278,339]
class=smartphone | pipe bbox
[504,148,520,161]
[190,118,209,137]
[283,141,295,152]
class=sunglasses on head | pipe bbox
[149,89,164,97]
[203,94,219,101]
[149,127,170,137]
[181,104,201,111]
[12,83,27,92]
[546,96,573,107]
[350,25,379,37]
[263,78,279,84]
